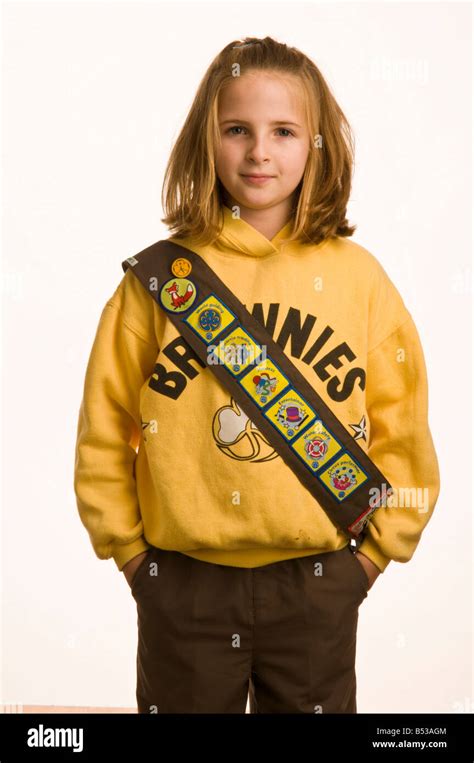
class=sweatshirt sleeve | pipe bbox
[357,313,441,573]
[73,275,159,571]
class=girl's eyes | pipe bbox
[226,126,294,137]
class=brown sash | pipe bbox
[122,239,391,542]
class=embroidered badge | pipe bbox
[348,507,377,536]
[318,454,369,501]
[212,328,262,374]
[240,357,290,407]
[291,420,342,472]
[264,390,316,440]
[184,294,236,342]
[171,257,192,277]
[159,278,197,313]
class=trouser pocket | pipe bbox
[345,544,371,595]
[131,548,155,599]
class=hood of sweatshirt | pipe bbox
[212,204,295,258]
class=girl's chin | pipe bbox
[234,186,279,203]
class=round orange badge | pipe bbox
[171,258,192,277]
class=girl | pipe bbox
[74,36,440,713]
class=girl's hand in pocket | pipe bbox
[355,551,381,590]
[123,551,150,588]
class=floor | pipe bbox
[1,706,137,713]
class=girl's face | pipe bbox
[215,70,311,217]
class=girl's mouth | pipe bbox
[240,174,275,185]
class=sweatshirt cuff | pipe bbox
[110,537,152,572]
[357,535,392,573]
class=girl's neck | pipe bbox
[222,196,295,241]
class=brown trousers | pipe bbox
[130,543,370,714]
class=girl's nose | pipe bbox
[246,140,271,165]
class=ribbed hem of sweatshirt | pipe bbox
[177,541,352,569]
[357,536,392,573]
[110,537,152,572]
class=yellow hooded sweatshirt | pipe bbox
[74,205,440,573]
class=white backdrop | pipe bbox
[1,1,471,713]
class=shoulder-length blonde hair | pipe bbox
[162,36,356,246]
